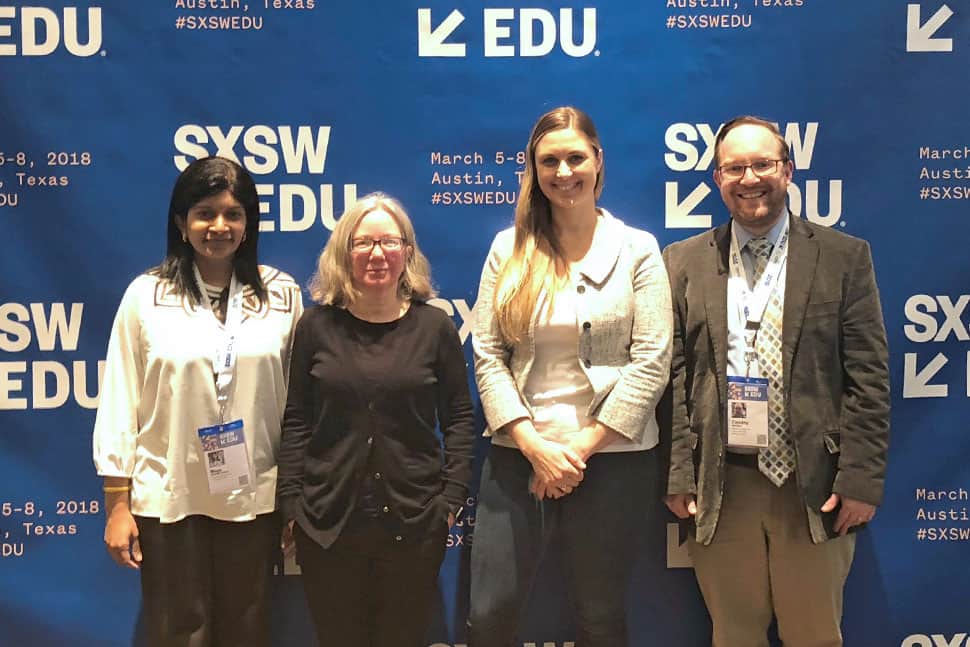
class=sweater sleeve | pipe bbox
[276,308,316,522]
[434,312,476,509]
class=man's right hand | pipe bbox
[664,493,697,519]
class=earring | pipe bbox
[181,233,187,243]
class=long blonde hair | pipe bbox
[309,192,436,305]
[493,107,605,343]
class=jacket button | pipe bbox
[382,506,390,513]
[582,321,591,330]
[583,359,592,368]
[576,285,586,294]
[395,535,403,541]
[366,436,373,445]
[374,472,382,480]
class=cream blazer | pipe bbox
[472,210,672,449]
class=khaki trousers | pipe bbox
[689,462,856,647]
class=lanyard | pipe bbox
[728,219,789,374]
[192,265,244,423]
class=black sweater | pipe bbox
[277,302,475,547]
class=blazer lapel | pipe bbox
[575,210,622,286]
[782,213,819,396]
[705,223,732,411]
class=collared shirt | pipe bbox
[726,213,789,381]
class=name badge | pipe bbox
[197,419,254,494]
[727,376,769,448]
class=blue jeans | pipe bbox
[468,445,659,647]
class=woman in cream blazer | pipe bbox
[468,106,672,647]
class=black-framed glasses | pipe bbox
[717,159,788,180]
[350,236,406,253]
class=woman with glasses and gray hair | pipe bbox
[277,192,475,647]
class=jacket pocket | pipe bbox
[805,300,840,319]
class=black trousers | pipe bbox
[135,513,277,647]
[294,518,447,647]
[468,447,660,647]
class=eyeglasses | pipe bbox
[350,236,405,253]
[717,159,788,180]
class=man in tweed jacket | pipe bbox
[663,116,890,647]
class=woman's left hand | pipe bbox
[530,465,579,500]
[533,424,625,500]
[532,479,575,500]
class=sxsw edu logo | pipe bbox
[0,6,102,57]
[902,634,970,647]
[418,7,596,57]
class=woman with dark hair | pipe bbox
[468,107,673,647]
[93,156,303,647]
[277,192,474,647]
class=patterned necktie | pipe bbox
[747,237,796,486]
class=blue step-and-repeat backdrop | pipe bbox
[1,1,968,645]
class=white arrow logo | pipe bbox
[665,181,712,229]
[418,8,466,57]
[903,352,948,398]
[906,3,954,52]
